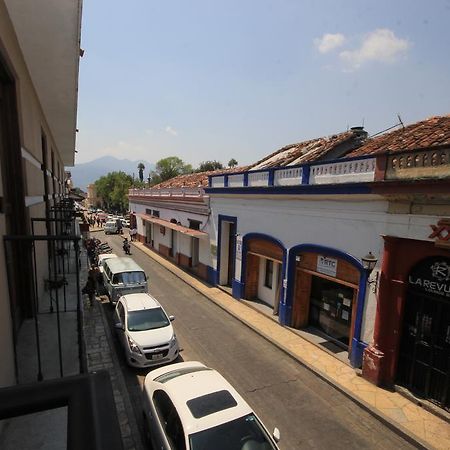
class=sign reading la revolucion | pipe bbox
[408,258,450,298]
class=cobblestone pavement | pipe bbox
[81,261,144,450]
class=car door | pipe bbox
[114,300,127,350]
[151,390,186,450]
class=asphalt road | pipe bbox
[100,232,416,450]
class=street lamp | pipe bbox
[362,252,378,293]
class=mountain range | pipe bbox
[68,156,154,191]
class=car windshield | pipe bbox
[112,271,146,285]
[127,307,169,331]
[189,413,277,450]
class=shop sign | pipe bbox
[317,255,337,277]
[236,235,242,261]
[408,257,450,298]
[429,218,450,248]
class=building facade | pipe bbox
[0,0,82,387]
[206,115,450,409]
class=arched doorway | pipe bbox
[397,256,450,409]
[241,234,286,316]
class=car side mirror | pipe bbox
[169,315,175,322]
[114,322,124,331]
[272,428,280,442]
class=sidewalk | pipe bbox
[133,241,450,450]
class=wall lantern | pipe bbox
[361,252,378,293]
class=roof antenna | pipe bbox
[397,114,405,130]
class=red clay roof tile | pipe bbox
[347,115,450,157]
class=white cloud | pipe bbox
[339,28,410,70]
[165,125,178,136]
[314,33,345,53]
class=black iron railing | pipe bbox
[3,233,86,382]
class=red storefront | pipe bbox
[363,226,450,410]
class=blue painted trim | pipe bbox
[243,173,249,187]
[232,279,244,299]
[350,339,368,367]
[224,175,229,187]
[241,233,287,323]
[207,266,217,285]
[268,169,275,186]
[285,243,368,367]
[205,183,372,196]
[301,165,310,185]
[216,215,238,287]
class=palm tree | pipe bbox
[137,162,145,182]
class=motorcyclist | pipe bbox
[122,237,131,255]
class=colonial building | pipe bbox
[0,0,81,386]
[205,115,450,410]
[128,171,237,283]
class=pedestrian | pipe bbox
[97,217,100,227]
[131,227,137,241]
[84,265,98,307]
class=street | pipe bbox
[100,232,416,450]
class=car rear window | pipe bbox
[186,390,237,419]
[154,367,212,384]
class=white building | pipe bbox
[206,115,450,410]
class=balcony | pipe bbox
[1,200,122,449]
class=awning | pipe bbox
[137,214,209,239]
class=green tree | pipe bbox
[149,156,192,185]
[197,160,224,172]
[94,171,133,212]
[137,162,145,182]
[228,158,238,168]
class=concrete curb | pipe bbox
[132,242,432,450]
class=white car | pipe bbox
[113,293,179,368]
[97,253,118,276]
[142,361,281,450]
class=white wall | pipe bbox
[178,233,191,256]
[210,196,446,345]
[129,201,214,267]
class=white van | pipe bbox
[104,219,123,234]
[102,257,148,304]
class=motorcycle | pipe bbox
[123,239,131,255]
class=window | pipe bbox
[127,307,169,331]
[145,208,152,215]
[153,390,186,450]
[152,210,160,217]
[188,219,202,230]
[264,259,273,289]
[187,390,237,418]
[117,302,125,324]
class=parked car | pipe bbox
[142,361,281,450]
[113,293,179,368]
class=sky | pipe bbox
[75,0,450,169]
